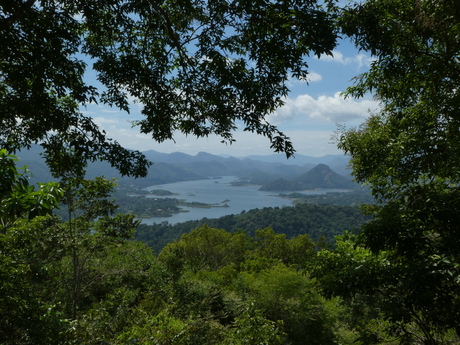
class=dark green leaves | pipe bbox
[333,0,460,340]
[1,0,339,177]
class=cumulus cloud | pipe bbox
[287,129,343,157]
[320,50,374,70]
[270,92,378,124]
[225,130,343,157]
[84,108,348,157]
[83,87,378,157]
[306,72,322,82]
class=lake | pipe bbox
[141,176,349,225]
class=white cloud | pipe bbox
[320,50,374,70]
[287,71,322,89]
[287,130,343,157]
[152,130,344,157]
[93,116,121,126]
[320,50,350,64]
[354,53,375,70]
[306,72,322,82]
[89,115,343,157]
[270,92,378,124]
[82,86,378,157]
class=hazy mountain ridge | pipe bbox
[258,164,357,191]
[243,153,351,175]
[15,146,352,189]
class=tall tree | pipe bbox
[1,0,338,177]
[328,0,460,342]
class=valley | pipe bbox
[16,146,365,223]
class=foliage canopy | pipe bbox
[325,0,460,342]
[1,0,338,177]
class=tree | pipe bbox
[0,215,69,345]
[240,263,337,345]
[53,174,141,319]
[224,302,286,345]
[339,0,460,198]
[1,0,338,177]
[0,152,156,343]
[0,149,63,230]
[0,152,66,344]
[159,225,251,274]
[330,0,460,342]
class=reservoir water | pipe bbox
[142,176,347,225]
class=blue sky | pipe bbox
[82,39,378,158]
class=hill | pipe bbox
[135,203,370,253]
[294,164,356,189]
[259,164,357,191]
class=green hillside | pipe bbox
[260,164,357,191]
[135,203,370,253]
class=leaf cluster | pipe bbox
[1,0,340,176]
[330,0,460,342]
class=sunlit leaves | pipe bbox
[0,150,63,230]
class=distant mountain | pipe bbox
[13,145,351,189]
[143,150,206,165]
[244,153,352,176]
[144,150,349,168]
[143,149,309,177]
[235,167,303,186]
[260,164,357,191]
[245,153,348,165]
[15,147,205,187]
[295,164,355,189]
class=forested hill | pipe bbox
[135,203,370,253]
[259,164,356,191]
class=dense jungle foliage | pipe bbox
[2,0,460,343]
[135,203,370,253]
[0,152,369,344]
[3,150,460,344]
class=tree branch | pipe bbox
[0,0,37,29]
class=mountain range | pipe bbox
[15,146,353,190]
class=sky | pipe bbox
[82,39,379,159]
